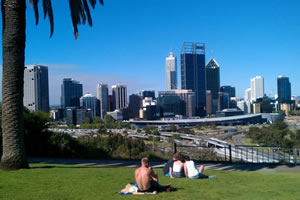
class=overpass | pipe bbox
[129,114,264,128]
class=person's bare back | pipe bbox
[135,165,152,191]
[135,157,159,192]
[135,157,171,193]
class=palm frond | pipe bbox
[29,0,104,39]
[69,0,85,39]
[89,0,96,9]
[69,0,104,39]
[29,0,39,25]
[42,0,54,37]
[83,0,93,26]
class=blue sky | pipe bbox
[1,0,300,105]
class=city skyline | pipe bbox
[0,0,300,105]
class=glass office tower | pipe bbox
[206,58,220,100]
[206,58,220,114]
[181,42,206,117]
[61,78,83,108]
[277,76,291,104]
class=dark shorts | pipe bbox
[138,180,160,192]
[172,171,185,178]
[189,173,208,179]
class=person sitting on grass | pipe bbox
[135,157,171,192]
[163,152,179,177]
[170,153,186,178]
[184,155,211,179]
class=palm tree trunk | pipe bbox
[1,0,29,170]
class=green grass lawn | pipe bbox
[1,164,300,200]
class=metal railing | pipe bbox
[173,143,300,165]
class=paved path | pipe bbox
[29,157,300,173]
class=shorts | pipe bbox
[138,180,160,192]
[172,171,185,178]
[189,172,208,179]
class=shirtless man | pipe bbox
[135,157,171,192]
[135,157,160,192]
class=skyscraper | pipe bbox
[96,83,108,118]
[112,84,127,110]
[157,92,182,117]
[181,42,206,116]
[220,85,236,98]
[277,76,291,104]
[24,65,49,113]
[251,76,264,101]
[129,94,142,118]
[244,88,252,102]
[206,90,212,115]
[206,58,220,114]
[140,90,155,99]
[219,86,236,110]
[61,78,83,108]
[80,93,99,118]
[165,51,177,90]
[174,89,195,117]
[206,58,220,99]
[218,92,229,111]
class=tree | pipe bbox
[92,117,102,124]
[116,121,123,129]
[125,123,131,129]
[23,108,52,156]
[152,129,160,136]
[83,117,92,124]
[103,115,115,129]
[196,124,203,130]
[98,123,107,134]
[169,124,177,132]
[172,134,181,140]
[1,0,104,170]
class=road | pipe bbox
[233,134,245,145]
[48,127,300,164]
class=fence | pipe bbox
[173,143,300,165]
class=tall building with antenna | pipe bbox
[165,51,177,90]
[181,42,206,117]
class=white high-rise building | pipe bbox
[24,65,49,113]
[80,93,99,118]
[251,76,264,101]
[112,84,127,110]
[165,51,177,90]
[237,100,246,113]
[96,83,108,119]
[244,88,252,101]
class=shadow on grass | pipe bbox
[199,162,300,172]
[30,165,125,169]
[29,157,300,172]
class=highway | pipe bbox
[48,127,299,164]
